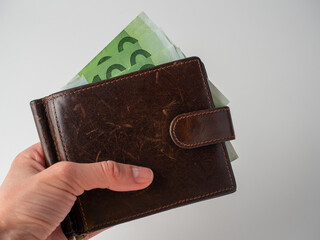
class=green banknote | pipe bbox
[64,12,160,88]
[84,29,176,83]
[62,12,238,161]
[112,45,182,77]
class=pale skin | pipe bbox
[0,143,154,240]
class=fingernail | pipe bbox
[132,166,153,183]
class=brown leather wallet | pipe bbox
[30,57,236,239]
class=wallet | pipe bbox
[30,56,237,239]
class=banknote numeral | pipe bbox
[118,37,138,52]
[97,56,111,66]
[130,49,151,66]
[106,64,126,79]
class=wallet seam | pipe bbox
[52,99,69,162]
[43,59,213,108]
[42,98,62,163]
[30,101,55,165]
[171,108,235,147]
[44,58,234,233]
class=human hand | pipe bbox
[0,143,154,240]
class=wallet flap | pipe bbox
[169,107,235,149]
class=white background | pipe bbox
[1,0,319,239]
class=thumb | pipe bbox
[41,160,154,196]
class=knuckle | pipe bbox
[46,162,81,195]
[101,160,121,181]
[11,154,25,167]
[51,161,75,178]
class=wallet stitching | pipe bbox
[221,142,235,188]
[44,59,203,100]
[44,58,235,233]
[77,197,88,231]
[171,108,235,147]
[31,102,52,161]
[52,98,70,162]
[82,143,234,233]
[42,98,62,162]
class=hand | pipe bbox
[0,143,154,240]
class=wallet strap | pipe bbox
[169,106,235,149]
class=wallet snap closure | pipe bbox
[169,107,235,149]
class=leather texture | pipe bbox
[169,107,235,149]
[30,100,59,167]
[30,56,237,238]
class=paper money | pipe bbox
[62,12,238,161]
[63,12,160,88]
[85,29,176,83]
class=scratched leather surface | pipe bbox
[169,107,235,149]
[39,57,236,235]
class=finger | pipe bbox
[3,143,46,187]
[42,160,154,196]
[12,142,46,170]
[29,142,45,165]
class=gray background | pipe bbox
[0,0,319,239]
